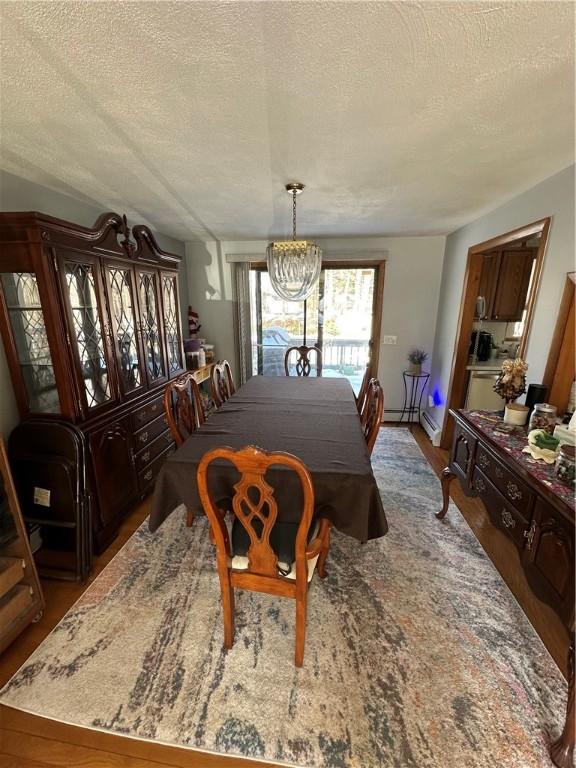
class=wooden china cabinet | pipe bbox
[0,211,185,551]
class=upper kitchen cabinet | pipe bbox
[475,245,537,322]
[0,212,184,550]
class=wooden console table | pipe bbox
[439,409,574,768]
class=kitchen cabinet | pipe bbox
[475,247,536,322]
[0,211,184,552]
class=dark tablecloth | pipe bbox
[149,376,388,541]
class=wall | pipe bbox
[186,235,446,419]
[0,170,187,438]
[427,165,575,435]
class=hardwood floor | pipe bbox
[0,425,569,766]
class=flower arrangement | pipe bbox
[407,349,428,365]
[493,358,528,404]
[407,349,428,374]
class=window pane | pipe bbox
[1,272,61,413]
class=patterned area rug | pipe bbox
[1,429,567,767]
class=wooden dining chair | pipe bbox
[197,445,332,667]
[355,364,372,416]
[164,373,206,528]
[211,360,236,408]
[284,345,322,377]
[361,379,384,455]
[164,372,205,447]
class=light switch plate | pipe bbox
[382,335,397,345]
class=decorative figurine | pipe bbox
[493,358,528,403]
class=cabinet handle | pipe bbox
[478,454,490,471]
[141,451,150,463]
[495,466,504,479]
[139,431,149,443]
[524,520,537,549]
[501,508,515,529]
[151,403,158,412]
[506,482,522,501]
[144,470,153,481]
[473,477,486,494]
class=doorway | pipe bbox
[441,218,550,449]
[249,261,384,394]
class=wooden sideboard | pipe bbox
[438,409,574,768]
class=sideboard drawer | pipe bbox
[471,467,530,551]
[475,444,533,516]
[134,429,174,473]
[133,413,168,451]
[138,444,175,494]
[132,394,164,431]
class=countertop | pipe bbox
[466,360,503,372]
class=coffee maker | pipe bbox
[469,330,493,362]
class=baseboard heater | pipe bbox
[421,411,442,446]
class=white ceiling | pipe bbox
[0,1,574,242]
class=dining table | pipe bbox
[149,375,388,542]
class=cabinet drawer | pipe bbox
[134,429,174,473]
[138,445,175,494]
[0,557,25,600]
[133,413,169,451]
[475,444,533,516]
[471,467,530,551]
[132,394,164,431]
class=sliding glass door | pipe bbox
[249,262,383,393]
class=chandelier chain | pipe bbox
[292,190,297,241]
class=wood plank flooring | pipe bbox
[0,425,568,767]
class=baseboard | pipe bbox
[421,411,442,446]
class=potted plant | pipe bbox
[407,349,428,375]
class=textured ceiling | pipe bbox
[0,1,574,241]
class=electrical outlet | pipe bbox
[382,335,397,345]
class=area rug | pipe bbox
[0,428,567,768]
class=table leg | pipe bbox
[436,467,455,520]
[550,636,575,768]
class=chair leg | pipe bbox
[317,523,331,579]
[185,507,194,527]
[295,591,307,667]
[219,570,235,650]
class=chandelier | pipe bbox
[266,183,322,301]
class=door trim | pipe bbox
[440,217,550,450]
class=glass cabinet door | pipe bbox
[104,263,145,398]
[59,256,116,413]
[0,272,61,413]
[137,269,167,386]
[161,272,184,377]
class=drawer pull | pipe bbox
[151,403,158,412]
[473,477,486,494]
[138,431,149,444]
[501,508,515,529]
[143,470,153,482]
[524,520,537,549]
[141,451,150,463]
[506,482,522,501]
[495,466,504,479]
[478,454,490,471]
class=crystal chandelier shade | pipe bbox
[266,184,322,302]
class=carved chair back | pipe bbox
[355,364,372,415]
[197,444,331,666]
[284,345,323,377]
[163,373,205,447]
[211,360,236,407]
[361,379,384,455]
